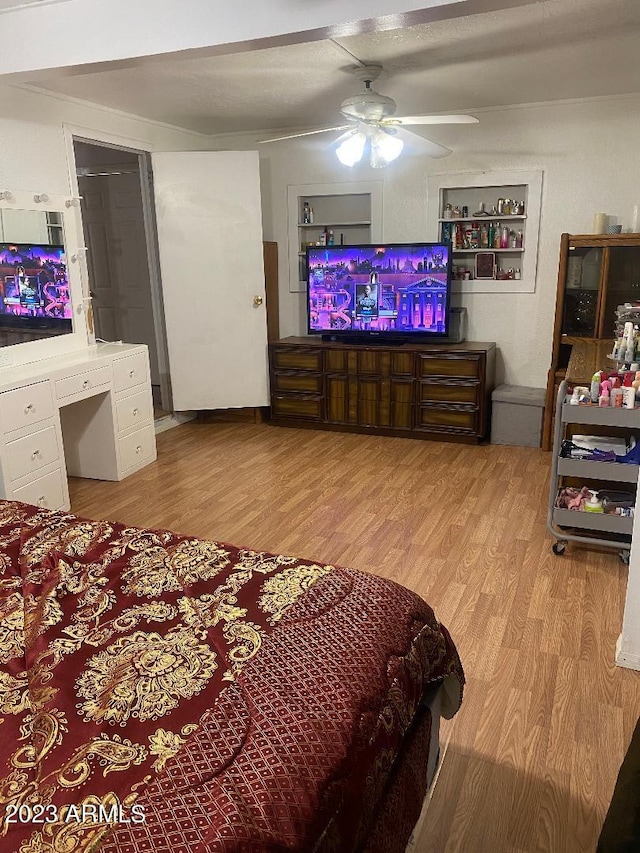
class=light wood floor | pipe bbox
[69,422,640,853]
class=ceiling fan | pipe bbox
[259,65,478,167]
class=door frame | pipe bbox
[63,124,173,414]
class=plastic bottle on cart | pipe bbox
[584,491,604,513]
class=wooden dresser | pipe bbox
[268,337,496,443]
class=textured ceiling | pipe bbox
[29,0,640,136]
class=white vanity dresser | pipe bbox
[0,189,158,511]
[0,343,156,511]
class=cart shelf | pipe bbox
[548,381,637,561]
[557,458,640,483]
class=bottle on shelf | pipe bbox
[327,229,334,246]
[493,223,501,249]
[487,222,495,248]
[302,201,310,224]
[516,229,524,248]
[500,225,510,249]
[480,223,489,248]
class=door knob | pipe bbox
[253,295,264,307]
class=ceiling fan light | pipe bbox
[370,129,404,168]
[336,131,366,167]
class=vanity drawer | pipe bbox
[0,382,54,434]
[272,372,323,394]
[6,424,60,482]
[113,352,148,394]
[418,405,478,432]
[116,389,153,433]
[271,394,323,420]
[419,380,480,406]
[119,424,156,471]
[418,355,481,379]
[272,348,322,372]
[12,468,65,511]
[55,365,112,399]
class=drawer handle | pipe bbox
[136,445,142,455]
[31,450,41,460]
[37,495,46,507]
[132,408,139,417]
[24,403,34,414]
[82,379,90,389]
[129,369,136,379]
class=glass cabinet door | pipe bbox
[561,247,603,337]
[601,246,640,338]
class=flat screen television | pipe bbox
[0,243,72,335]
[307,242,452,342]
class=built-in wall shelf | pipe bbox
[297,221,372,228]
[427,170,543,294]
[438,216,527,223]
[287,182,383,293]
[453,248,524,254]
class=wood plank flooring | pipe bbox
[68,421,640,853]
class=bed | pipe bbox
[0,500,464,853]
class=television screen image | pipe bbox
[0,243,71,333]
[307,243,451,338]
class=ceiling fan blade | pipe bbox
[396,127,453,159]
[258,126,351,144]
[390,115,479,125]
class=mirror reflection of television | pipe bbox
[306,242,452,341]
[0,243,72,336]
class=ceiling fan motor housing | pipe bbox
[340,91,397,121]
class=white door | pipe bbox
[151,151,269,411]
[79,171,160,385]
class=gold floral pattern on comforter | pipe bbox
[0,500,464,853]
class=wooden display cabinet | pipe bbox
[542,233,640,451]
[269,337,496,443]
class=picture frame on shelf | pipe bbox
[475,252,496,280]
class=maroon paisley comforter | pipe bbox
[0,500,464,853]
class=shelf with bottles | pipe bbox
[438,215,527,223]
[427,170,542,294]
[453,248,524,254]
[441,218,525,253]
[288,182,383,293]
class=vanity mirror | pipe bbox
[0,191,90,367]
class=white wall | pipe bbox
[214,94,640,389]
[0,83,206,198]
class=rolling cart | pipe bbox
[547,380,638,563]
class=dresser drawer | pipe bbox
[55,365,112,399]
[119,424,156,471]
[418,355,481,379]
[13,468,65,511]
[113,351,148,394]
[271,395,323,420]
[418,405,478,432]
[272,372,323,395]
[6,423,60,482]
[419,380,480,406]
[116,389,153,434]
[0,382,54,433]
[272,348,322,372]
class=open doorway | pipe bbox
[73,139,172,420]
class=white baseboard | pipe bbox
[154,412,196,435]
[615,633,640,671]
